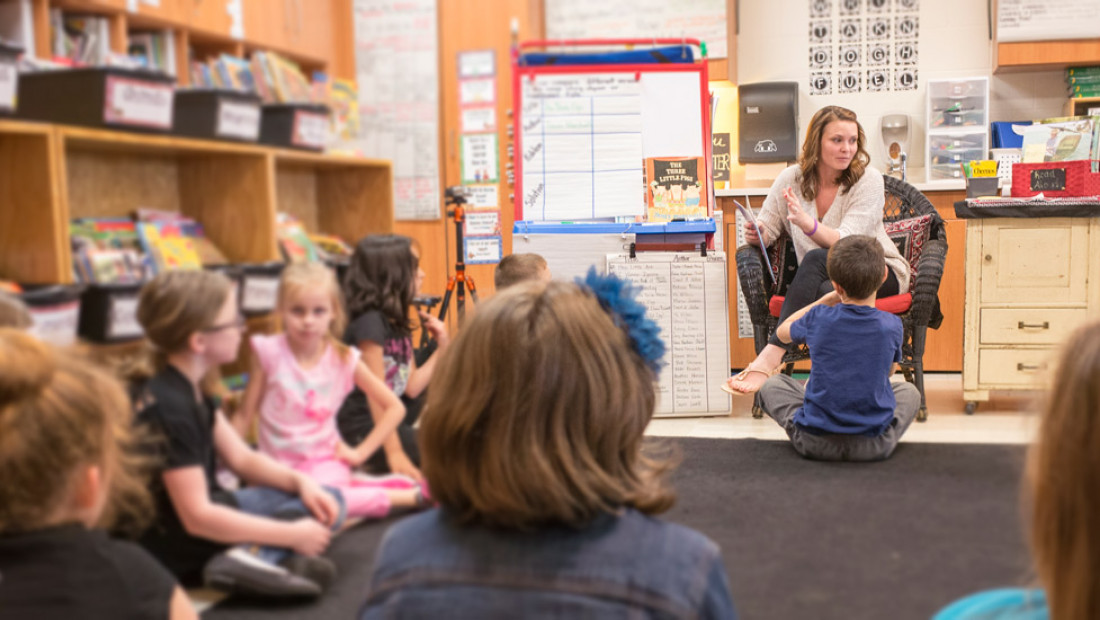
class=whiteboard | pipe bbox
[546,0,729,59]
[607,251,730,417]
[997,0,1100,43]
[517,68,706,221]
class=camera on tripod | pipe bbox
[413,295,442,310]
[444,185,469,206]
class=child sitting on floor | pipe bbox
[361,272,736,618]
[754,235,920,462]
[493,252,551,290]
[132,270,345,598]
[236,262,428,520]
[0,329,196,619]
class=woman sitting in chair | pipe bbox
[727,105,910,394]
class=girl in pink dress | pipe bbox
[238,262,426,520]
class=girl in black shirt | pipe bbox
[0,328,195,620]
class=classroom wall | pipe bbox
[735,0,1066,181]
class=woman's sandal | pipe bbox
[721,364,779,396]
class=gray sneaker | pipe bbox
[279,554,337,592]
[203,548,322,598]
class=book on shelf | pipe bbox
[50,10,110,66]
[70,217,152,284]
[276,213,319,263]
[127,30,176,75]
[309,233,352,264]
[135,208,229,270]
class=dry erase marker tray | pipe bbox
[0,41,23,115]
[259,103,329,151]
[174,89,262,143]
[16,67,176,133]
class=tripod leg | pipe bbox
[438,281,454,323]
[457,281,465,323]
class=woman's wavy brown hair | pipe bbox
[420,280,677,530]
[798,105,870,202]
[1028,320,1100,619]
[0,329,152,534]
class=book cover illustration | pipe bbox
[1020,117,1097,165]
[645,156,708,223]
[135,209,229,267]
[137,222,204,274]
[276,213,320,263]
[70,217,151,284]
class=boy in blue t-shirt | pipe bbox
[757,235,921,461]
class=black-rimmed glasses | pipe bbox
[203,314,246,333]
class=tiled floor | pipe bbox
[645,373,1041,445]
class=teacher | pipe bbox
[726,105,910,394]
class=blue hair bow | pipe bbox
[579,267,666,374]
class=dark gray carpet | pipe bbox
[204,438,1030,620]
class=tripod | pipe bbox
[437,186,479,325]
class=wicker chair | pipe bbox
[735,175,947,422]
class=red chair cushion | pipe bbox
[768,293,912,317]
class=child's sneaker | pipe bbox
[203,548,321,598]
[279,554,337,592]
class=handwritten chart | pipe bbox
[546,0,729,59]
[521,74,644,221]
[608,252,730,417]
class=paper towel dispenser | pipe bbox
[738,82,799,165]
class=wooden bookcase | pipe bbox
[0,121,393,287]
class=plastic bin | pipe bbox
[16,67,175,132]
[238,261,285,315]
[0,41,22,115]
[78,282,145,343]
[174,89,262,143]
[21,284,84,346]
[259,103,329,151]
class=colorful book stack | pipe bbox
[70,217,153,284]
[1067,66,1100,99]
[275,213,320,263]
[188,51,317,104]
[135,208,229,274]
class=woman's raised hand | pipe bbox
[783,187,815,234]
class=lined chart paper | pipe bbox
[608,251,730,417]
[520,73,644,220]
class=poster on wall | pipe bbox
[806,0,919,95]
[645,156,708,222]
[352,0,441,220]
[461,134,499,184]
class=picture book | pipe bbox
[69,217,151,284]
[645,156,708,223]
[309,232,353,264]
[276,213,319,263]
[1020,117,1098,166]
[135,208,229,266]
[137,222,204,273]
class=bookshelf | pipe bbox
[0,122,393,287]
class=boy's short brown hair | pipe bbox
[494,253,548,289]
[826,235,885,300]
[420,280,674,530]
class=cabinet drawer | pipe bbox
[979,308,1086,345]
[978,348,1056,387]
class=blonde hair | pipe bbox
[1029,320,1100,619]
[0,329,151,534]
[0,291,32,329]
[420,280,675,530]
[798,105,870,202]
[494,253,549,290]
[134,270,235,395]
[276,262,351,360]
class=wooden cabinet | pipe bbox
[963,218,1100,410]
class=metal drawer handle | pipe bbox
[1018,321,1050,330]
[1017,363,1048,372]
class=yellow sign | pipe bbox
[969,160,998,177]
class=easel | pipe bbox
[437,186,479,325]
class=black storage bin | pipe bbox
[20,284,84,346]
[260,103,329,151]
[238,261,286,316]
[174,89,262,143]
[0,41,23,115]
[78,282,145,343]
[17,67,175,133]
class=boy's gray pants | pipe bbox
[757,374,921,462]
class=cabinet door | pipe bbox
[295,0,331,61]
[129,0,180,23]
[979,218,1089,305]
[243,0,286,50]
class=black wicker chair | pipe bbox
[735,175,948,422]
